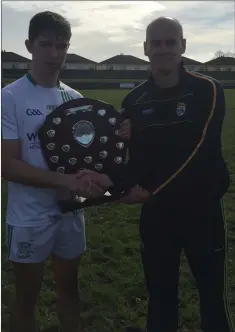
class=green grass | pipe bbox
[1,89,235,332]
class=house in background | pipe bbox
[1,51,96,71]
[97,54,206,72]
[204,57,235,72]
[2,51,31,69]
[2,50,235,73]
[64,54,97,70]
[182,56,204,72]
[97,54,150,70]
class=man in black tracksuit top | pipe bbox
[78,16,234,332]
[116,17,234,332]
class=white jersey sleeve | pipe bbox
[59,82,83,101]
[70,89,83,99]
[1,89,19,140]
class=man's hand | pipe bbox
[117,185,150,204]
[76,169,114,191]
[117,119,131,140]
[57,172,106,198]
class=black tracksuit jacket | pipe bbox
[111,66,230,205]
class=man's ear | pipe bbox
[25,39,32,54]
[181,38,186,55]
[144,41,147,56]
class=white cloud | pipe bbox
[2,1,234,62]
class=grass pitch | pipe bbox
[1,89,235,332]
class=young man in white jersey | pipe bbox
[2,11,104,332]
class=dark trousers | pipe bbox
[139,198,234,332]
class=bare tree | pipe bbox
[213,50,235,58]
[224,51,235,57]
[213,50,225,58]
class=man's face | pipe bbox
[144,21,186,73]
[26,32,69,72]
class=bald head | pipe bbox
[146,17,183,41]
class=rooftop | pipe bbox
[182,56,203,65]
[1,51,31,62]
[99,54,150,65]
[66,53,97,64]
[205,56,235,66]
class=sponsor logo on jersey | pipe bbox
[27,132,41,149]
[26,108,43,116]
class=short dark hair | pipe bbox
[28,11,72,42]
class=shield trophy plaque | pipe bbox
[38,97,129,213]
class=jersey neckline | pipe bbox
[26,72,61,88]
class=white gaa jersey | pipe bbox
[2,73,84,227]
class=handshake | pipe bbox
[59,169,150,205]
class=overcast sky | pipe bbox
[2,1,235,63]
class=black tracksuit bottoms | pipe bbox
[139,198,234,332]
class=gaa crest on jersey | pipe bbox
[176,102,186,116]
[16,242,32,259]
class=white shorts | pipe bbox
[5,213,86,263]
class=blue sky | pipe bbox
[2,1,235,63]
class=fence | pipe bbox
[2,68,235,82]
[2,69,235,90]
